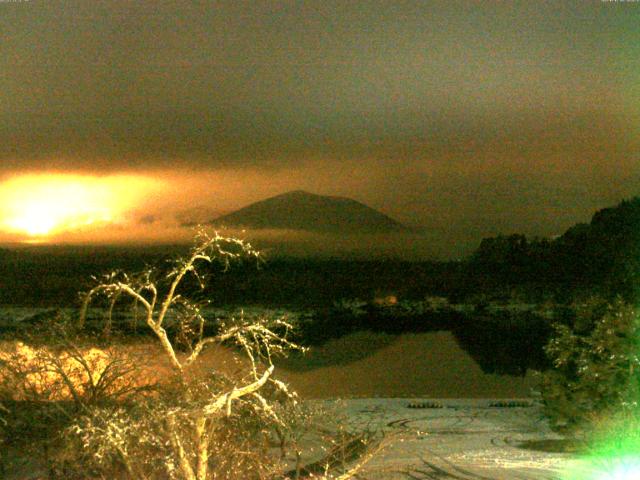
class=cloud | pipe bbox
[0,1,638,254]
[0,1,636,174]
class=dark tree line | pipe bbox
[468,197,640,301]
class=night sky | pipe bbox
[1,1,639,255]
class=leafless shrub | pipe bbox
[0,312,155,478]
[0,310,154,409]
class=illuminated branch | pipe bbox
[78,230,264,374]
[203,365,275,417]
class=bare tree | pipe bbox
[77,229,309,480]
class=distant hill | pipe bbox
[210,190,408,234]
[553,197,640,282]
[469,197,640,299]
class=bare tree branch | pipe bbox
[203,365,275,416]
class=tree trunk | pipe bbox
[167,416,196,480]
[195,415,210,480]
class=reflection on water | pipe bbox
[276,331,540,399]
[451,314,552,376]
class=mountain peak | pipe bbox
[281,189,312,196]
[272,190,350,201]
[210,191,407,234]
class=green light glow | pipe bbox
[560,422,640,480]
[604,459,640,480]
[561,456,640,480]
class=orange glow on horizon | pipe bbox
[0,174,165,238]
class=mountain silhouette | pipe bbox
[210,190,408,233]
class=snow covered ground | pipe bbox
[316,398,587,480]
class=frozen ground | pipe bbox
[315,398,590,480]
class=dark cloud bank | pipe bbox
[1,0,639,254]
